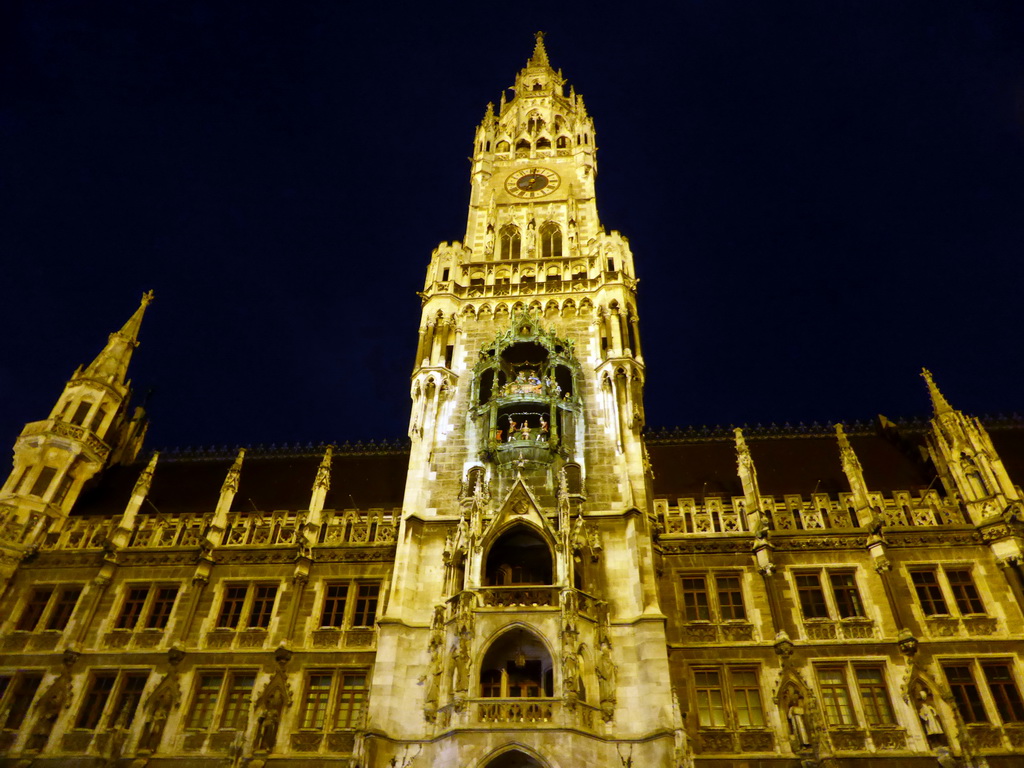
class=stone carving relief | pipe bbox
[138,647,185,754]
[254,647,294,754]
[26,649,78,752]
[423,605,446,722]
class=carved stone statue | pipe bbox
[787,696,811,749]
[452,635,470,693]
[254,649,293,754]
[917,689,944,742]
[139,649,184,754]
[597,642,616,722]
[27,669,73,751]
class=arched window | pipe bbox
[515,139,530,152]
[479,628,554,698]
[496,140,510,153]
[556,136,569,148]
[485,525,553,585]
[499,225,521,260]
[540,222,562,259]
[536,137,551,149]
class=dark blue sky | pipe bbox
[2,2,1023,449]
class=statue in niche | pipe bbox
[786,695,811,750]
[139,648,185,753]
[423,606,446,719]
[256,691,283,753]
[520,421,531,440]
[597,641,616,721]
[27,666,73,751]
[507,416,518,439]
[917,689,945,744]
[452,634,470,693]
[538,415,549,440]
[254,648,293,754]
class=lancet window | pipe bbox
[540,222,562,259]
[499,226,521,261]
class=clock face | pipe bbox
[505,167,560,199]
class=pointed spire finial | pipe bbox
[221,448,246,496]
[132,451,160,497]
[921,368,953,414]
[530,31,549,67]
[81,290,155,386]
[314,446,333,492]
[835,423,860,467]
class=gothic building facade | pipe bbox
[1,35,1023,768]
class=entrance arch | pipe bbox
[485,749,547,768]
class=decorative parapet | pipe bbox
[437,697,600,731]
[20,419,111,461]
[654,489,964,537]
[39,508,398,551]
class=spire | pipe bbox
[733,428,763,513]
[220,448,246,497]
[81,291,155,386]
[835,424,870,507]
[529,31,550,67]
[921,368,953,415]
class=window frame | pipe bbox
[185,668,258,732]
[691,665,765,730]
[793,568,867,623]
[14,584,82,633]
[0,671,44,729]
[813,661,899,730]
[297,668,370,732]
[678,571,748,624]
[115,583,180,632]
[910,564,988,619]
[941,658,1024,726]
[317,580,382,630]
[214,582,279,631]
[74,669,149,731]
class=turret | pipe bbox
[0,291,154,521]
[922,368,1021,524]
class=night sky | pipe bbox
[2,2,1023,451]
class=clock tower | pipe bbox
[367,34,677,767]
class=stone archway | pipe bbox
[485,749,546,768]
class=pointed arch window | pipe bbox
[485,526,553,585]
[479,628,554,698]
[540,222,562,259]
[496,140,510,153]
[535,137,551,149]
[499,225,521,261]
[515,139,531,152]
